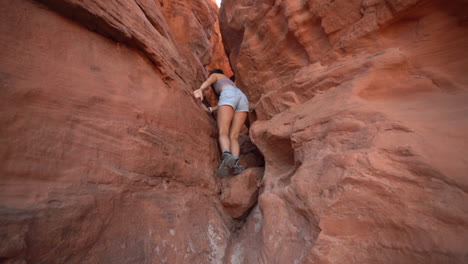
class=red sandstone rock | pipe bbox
[4,0,467,262]
[0,0,233,263]
[220,167,264,219]
[221,0,468,263]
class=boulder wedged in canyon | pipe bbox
[0,0,234,263]
[220,167,264,219]
[220,0,468,263]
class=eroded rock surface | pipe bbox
[220,0,468,263]
[0,0,232,263]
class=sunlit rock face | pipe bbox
[0,0,233,263]
[220,0,468,263]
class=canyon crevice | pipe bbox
[1,0,468,263]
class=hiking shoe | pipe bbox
[232,159,245,175]
[216,153,236,177]
[233,164,245,175]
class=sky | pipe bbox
[215,0,221,7]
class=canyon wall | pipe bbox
[0,0,233,263]
[220,0,468,263]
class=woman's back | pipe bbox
[212,74,235,95]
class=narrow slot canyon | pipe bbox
[1,0,467,263]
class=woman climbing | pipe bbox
[193,69,249,177]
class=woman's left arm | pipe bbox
[208,106,219,113]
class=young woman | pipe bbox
[193,69,249,176]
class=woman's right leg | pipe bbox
[217,105,234,152]
[229,111,248,157]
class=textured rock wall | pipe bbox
[0,0,233,263]
[220,0,468,263]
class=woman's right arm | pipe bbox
[193,74,218,100]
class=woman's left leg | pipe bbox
[229,111,248,157]
[217,105,235,152]
[216,105,236,177]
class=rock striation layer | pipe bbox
[220,0,468,263]
[0,0,233,263]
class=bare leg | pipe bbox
[229,112,248,157]
[217,105,235,152]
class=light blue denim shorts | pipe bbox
[219,85,249,112]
